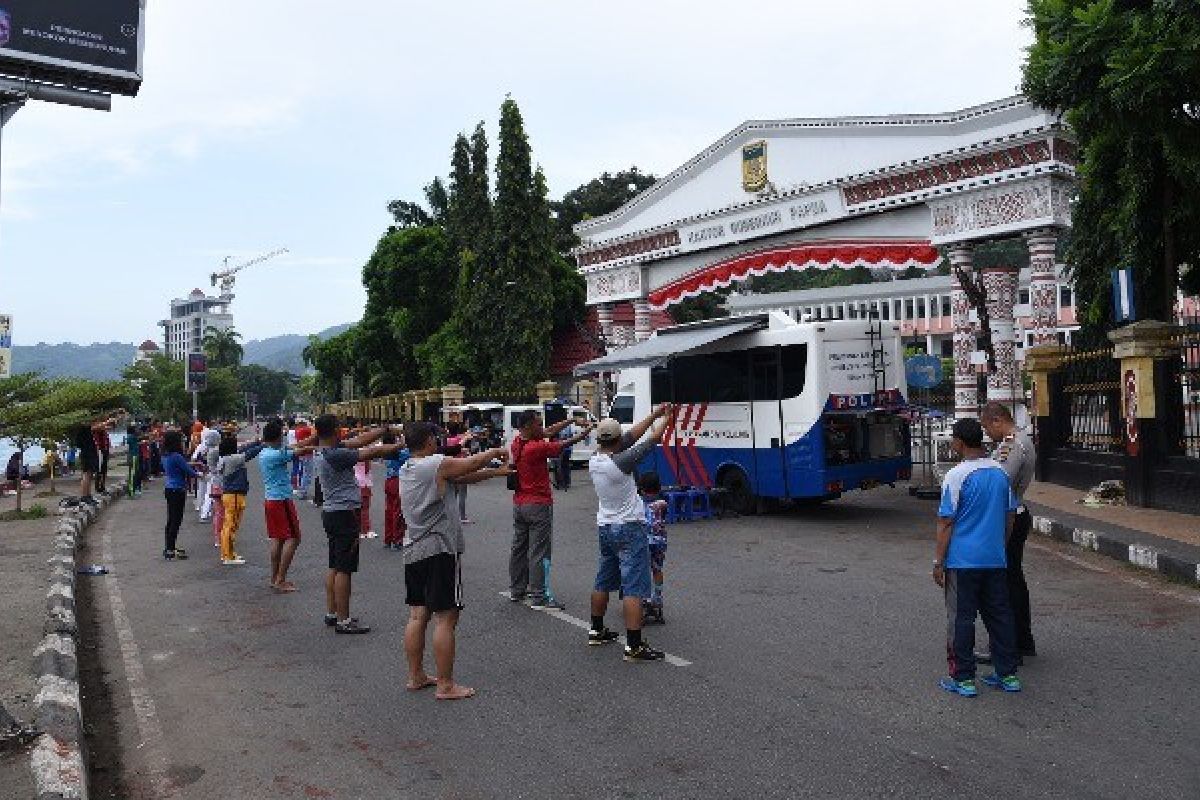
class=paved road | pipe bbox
[76,465,1200,799]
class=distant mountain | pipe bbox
[241,323,353,374]
[9,323,354,380]
[10,342,137,380]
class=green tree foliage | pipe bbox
[0,374,125,509]
[303,329,365,402]
[482,97,556,392]
[551,167,657,254]
[1023,0,1200,324]
[202,326,244,368]
[123,355,242,423]
[236,364,296,417]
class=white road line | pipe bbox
[101,520,172,797]
[1030,542,1200,606]
[498,592,692,667]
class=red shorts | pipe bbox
[264,499,301,541]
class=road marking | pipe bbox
[498,593,692,667]
[100,520,172,797]
[1030,542,1200,606]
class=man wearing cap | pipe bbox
[587,404,672,662]
[933,417,1022,697]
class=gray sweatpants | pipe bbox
[510,503,553,600]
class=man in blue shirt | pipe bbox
[933,417,1021,697]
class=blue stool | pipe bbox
[686,488,713,520]
[664,490,693,523]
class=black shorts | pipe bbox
[79,454,100,473]
[322,510,360,574]
[404,552,462,612]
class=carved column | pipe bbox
[597,304,615,346]
[982,264,1022,413]
[1026,231,1059,346]
[948,246,979,418]
[633,299,652,342]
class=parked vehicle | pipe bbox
[596,312,911,512]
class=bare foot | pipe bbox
[406,675,437,692]
[274,581,297,593]
[435,684,476,701]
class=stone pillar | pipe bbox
[982,264,1022,411]
[633,299,652,342]
[576,379,597,417]
[597,304,615,346]
[536,380,559,405]
[948,246,979,418]
[1026,231,1059,346]
[442,384,465,409]
[1108,320,1183,508]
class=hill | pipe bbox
[9,323,353,380]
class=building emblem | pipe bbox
[741,140,768,192]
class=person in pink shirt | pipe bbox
[354,457,377,539]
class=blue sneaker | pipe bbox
[938,677,978,697]
[982,673,1022,693]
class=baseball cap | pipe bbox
[596,418,623,443]
[951,417,984,448]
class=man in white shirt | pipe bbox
[586,403,672,662]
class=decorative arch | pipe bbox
[646,239,941,309]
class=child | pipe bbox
[215,434,264,566]
[257,419,313,592]
[161,430,198,560]
[639,472,669,624]
[354,456,377,539]
[382,432,410,550]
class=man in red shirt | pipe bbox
[509,409,593,609]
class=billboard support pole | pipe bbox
[192,390,198,423]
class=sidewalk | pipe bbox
[1025,480,1200,586]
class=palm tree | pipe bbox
[202,326,243,368]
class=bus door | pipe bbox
[750,346,788,498]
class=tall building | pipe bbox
[159,288,233,361]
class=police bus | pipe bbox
[578,312,911,512]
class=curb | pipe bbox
[28,485,125,800]
[1031,513,1200,588]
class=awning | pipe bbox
[647,239,941,309]
[574,315,767,375]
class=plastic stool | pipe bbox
[686,488,713,520]
[665,490,693,523]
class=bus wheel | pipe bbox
[718,468,755,516]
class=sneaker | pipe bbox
[163,549,175,560]
[460,518,473,525]
[508,592,525,603]
[588,628,620,646]
[624,642,665,662]
[938,677,979,698]
[221,557,247,566]
[323,613,338,627]
[173,549,189,560]
[527,596,565,611]
[982,673,1022,693]
[335,619,371,634]
[361,531,378,539]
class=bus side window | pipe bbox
[780,344,807,398]
[751,350,778,400]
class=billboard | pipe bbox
[0,314,11,378]
[0,1,144,96]
[186,352,207,392]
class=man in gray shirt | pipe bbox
[981,402,1037,659]
[399,422,509,700]
[308,415,403,635]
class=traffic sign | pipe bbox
[186,352,208,392]
[905,354,943,389]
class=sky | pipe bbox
[0,0,1033,346]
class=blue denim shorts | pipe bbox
[594,521,652,599]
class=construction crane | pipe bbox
[210,247,289,299]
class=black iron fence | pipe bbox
[1058,343,1123,454]
[1168,316,1200,461]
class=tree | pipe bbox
[123,355,241,423]
[483,97,556,392]
[0,374,126,510]
[237,364,296,417]
[303,327,367,402]
[551,167,657,255]
[202,326,244,368]
[1023,0,1200,325]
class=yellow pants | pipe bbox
[220,492,247,561]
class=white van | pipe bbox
[502,403,598,466]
